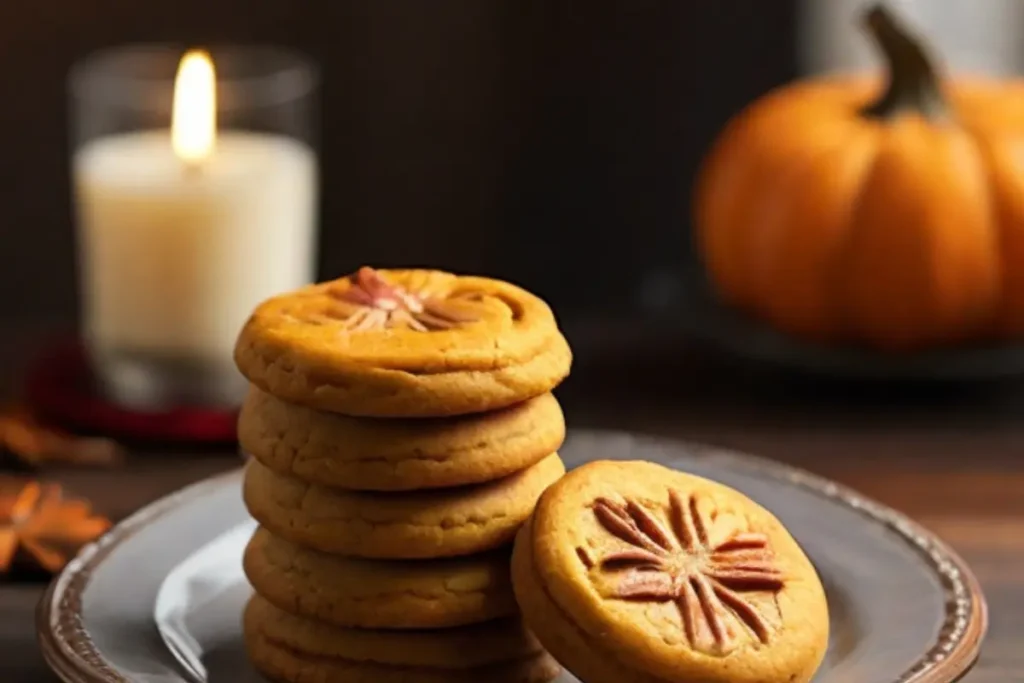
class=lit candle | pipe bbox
[74,49,318,407]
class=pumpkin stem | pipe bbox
[860,3,948,120]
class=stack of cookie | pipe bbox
[232,267,573,683]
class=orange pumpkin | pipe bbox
[694,3,1024,351]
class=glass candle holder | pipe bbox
[69,45,320,410]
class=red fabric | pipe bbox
[24,342,238,443]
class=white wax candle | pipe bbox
[74,130,317,362]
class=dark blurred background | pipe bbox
[0,0,799,326]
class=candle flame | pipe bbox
[171,50,216,164]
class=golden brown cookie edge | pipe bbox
[242,454,566,559]
[235,320,572,417]
[242,526,518,629]
[239,388,566,491]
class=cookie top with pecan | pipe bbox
[234,267,571,417]
[514,460,829,683]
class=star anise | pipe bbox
[588,492,784,656]
[0,479,110,575]
[326,267,483,332]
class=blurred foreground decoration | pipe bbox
[0,405,124,471]
[694,2,1024,354]
[0,479,110,579]
[0,391,121,581]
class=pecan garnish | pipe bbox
[588,492,784,656]
[327,267,482,332]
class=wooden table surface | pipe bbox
[2,325,1023,682]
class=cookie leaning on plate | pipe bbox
[234,267,572,417]
[243,454,565,559]
[244,527,517,629]
[239,387,565,491]
[244,595,561,683]
[512,460,829,683]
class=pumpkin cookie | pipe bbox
[234,267,572,417]
[244,594,561,683]
[239,387,565,491]
[244,527,516,628]
[243,454,565,559]
[511,460,829,683]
